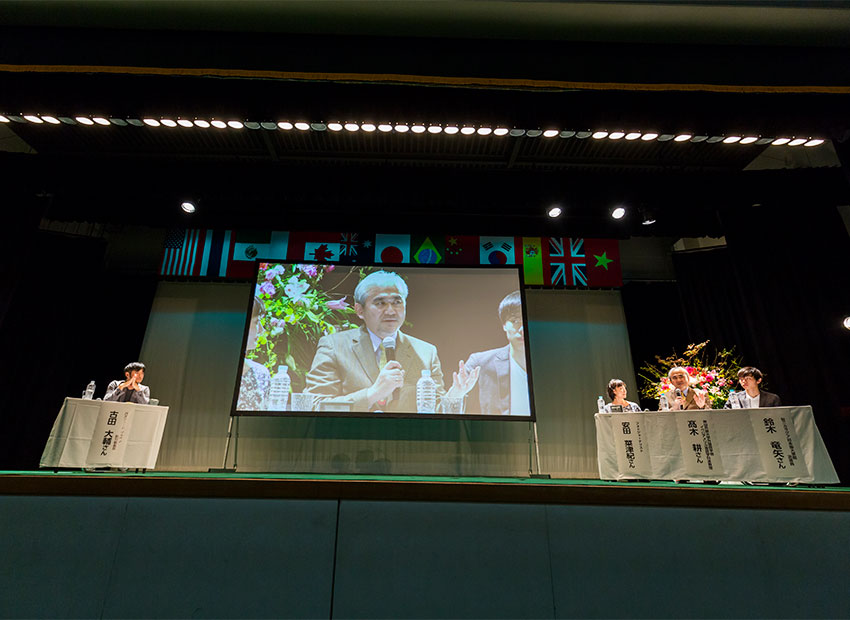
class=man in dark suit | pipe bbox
[305,270,477,412]
[724,366,782,408]
[460,291,530,415]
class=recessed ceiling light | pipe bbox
[444,126,459,135]
[294,122,310,131]
[723,136,742,144]
[310,123,326,131]
[641,133,659,141]
[361,123,377,132]
[477,127,493,136]
[75,116,95,125]
[227,120,244,129]
[843,316,850,330]
[41,116,61,124]
[547,206,562,218]
[525,129,543,137]
[494,127,509,136]
[345,123,360,132]
[560,130,576,138]
[427,125,442,134]
[181,201,196,214]
[804,139,824,147]
[592,131,609,139]
[611,206,626,220]
[625,132,642,140]
[327,123,343,131]
[277,121,293,130]
[510,129,528,137]
[657,134,675,142]
[394,124,410,133]
[177,119,194,128]
[143,118,161,127]
[245,122,261,129]
[378,124,393,132]
[542,129,559,138]
[739,136,758,144]
[160,119,177,127]
[411,125,426,133]
[674,134,692,142]
[210,120,227,129]
[788,138,807,146]
[194,119,211,128]
[609,131,625,140]
[460,127,476,135]
[0,115,9,123]
[23,115,44,123]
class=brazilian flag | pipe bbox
[412,235,444,264]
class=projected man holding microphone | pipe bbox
[305,270,478,412]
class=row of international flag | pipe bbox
[160,229,622,287]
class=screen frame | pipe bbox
[230,258,537,422]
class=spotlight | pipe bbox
[444,126,460,135]
[542,129,559,138]
[394,124,410,133]
[739,136,758,144]
[210,120,227,129]
[609,131,625,140]
[525,130,543,137]
[194,119,211,128]
[345,123,360,132]
[494,127,509,136]
[326,123,342,132]
[547,205,563,218]
[160,119,177,127]
[23,115,44,124]
[843,316,850,330]
[477,127,493,136]
[411,125,426,133]
[611,206,626,220]
[592,131,609,139]
[641,133,659,141]
[625,132,642,140]
[673,134,692,142]
[41,116,61,125]
[511,129,529,137]
[723,136,742,144]
[143,118,161,127]
[181,201,197,214]
[310,123,327,131]
[277,121,294,130]
[177,119,193,127]
[294,122,310,131]
[427,125,442,134]
[377,124,393,132]
[804,139,824,147]
[0,115,9,123]
[788,138,807,146]
[227,120,244,129]
[460,127,476,135]
[640,208,657,226]
[361,123,377,132]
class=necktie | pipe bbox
[378,344,387,368]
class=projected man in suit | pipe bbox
[457,291,530,415]
[724,366,782,408]
[305,270,477,412]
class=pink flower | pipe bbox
[259,282,275,296]
[686,366,696,375]
[264,270,276,281]
[326,296,349,310]
[326,264,335,272]
[298,264,318,277]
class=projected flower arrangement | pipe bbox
[251,263,359,390]
[639,340,743,409]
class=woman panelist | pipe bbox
[603,379,642,413]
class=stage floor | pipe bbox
[1,470,848,511]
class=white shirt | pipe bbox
[509,355,530,415]
[743,392,761,408]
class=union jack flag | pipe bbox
[545,237,587,286]
[340,232,359,258]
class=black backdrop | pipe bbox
[0,206,157,469]
[672,206,850,483]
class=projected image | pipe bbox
[233,262,534,418]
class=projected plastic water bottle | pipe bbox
[269,365,291,410]
[83,381,96,400]
[416,369,437,413]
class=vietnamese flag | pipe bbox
[585,238,622,287]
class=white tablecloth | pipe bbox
[40,398,169,469]
[595,406,839,483]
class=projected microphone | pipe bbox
[382,337,399,401]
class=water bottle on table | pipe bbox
[416,369,437,413]
[658,394,670,411]
[597,395,605,413]
[269,365,291,410]
[728,389,741,409]
[82,381,96,400]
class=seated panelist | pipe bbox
[603,379,642,413]
[724,366,782,408]
[662,366,709,410]
[104,362,151,405]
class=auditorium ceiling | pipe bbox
[2,0,849,238]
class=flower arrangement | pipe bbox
[250,263,359,390]
[638,340,743,409]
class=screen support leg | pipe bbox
[209,415,238,473]
[529,420,549,479]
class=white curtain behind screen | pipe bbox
[142,282,636,477]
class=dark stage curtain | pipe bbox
[0,225,158,469]
[673,206,850,482]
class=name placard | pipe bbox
[86,402,135,466]
[675,412,726,478]
[749,411,809,478]
[613,414,652,477]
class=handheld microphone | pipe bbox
[675,388,682,398]
[382,337,399,401]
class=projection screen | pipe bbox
[231,261,536,420]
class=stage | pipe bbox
[3,470,848,511]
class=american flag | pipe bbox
[160,229,205,276]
